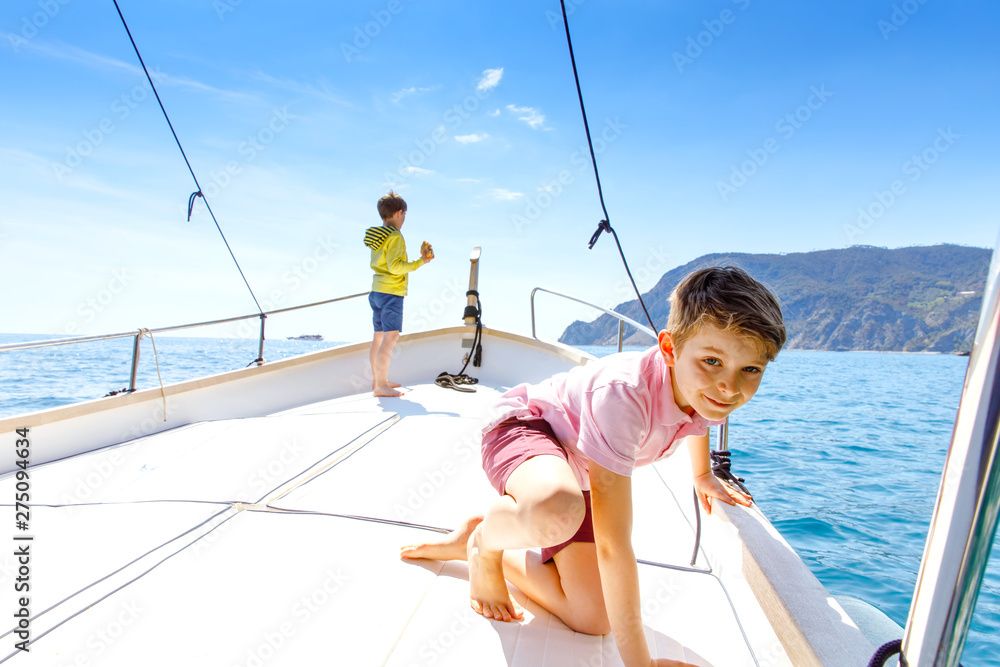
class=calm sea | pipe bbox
[0,334,996,665]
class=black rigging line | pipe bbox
[111,0,264,315]
[558,0,658,334]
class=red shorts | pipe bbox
[481,418,594,562]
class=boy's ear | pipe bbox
[658,331,677,366]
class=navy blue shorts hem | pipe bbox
[369,292,404,332]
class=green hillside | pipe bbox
[559,244,991,353]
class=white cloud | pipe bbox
[489,188,523,200]
[15,40,261,105]
[252,72,351,106]
[454,133,489,144]
[488,109,501,117]
[401,166,433,175]
[506,104,546,129]
[477,68,503,92]
[391,86,435,103]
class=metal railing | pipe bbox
[902,237,1000,665]
[529,287,656,353]
[0,292,370,393]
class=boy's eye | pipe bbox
[703,358,721,366]
[743,366,763,374]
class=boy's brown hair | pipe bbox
[377,190,407,222]
[667,266,785,361]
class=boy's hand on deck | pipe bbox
[693,471,753,514]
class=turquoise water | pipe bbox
[1,336,997,664]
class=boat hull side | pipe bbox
[0,327,590,474]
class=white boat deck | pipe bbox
[0,329,873,665]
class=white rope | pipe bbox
[137,328,167,421]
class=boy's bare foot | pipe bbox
[467,524,523,622]
[373,385,403,397]
[372,381,402,389]
[400,515,483,562]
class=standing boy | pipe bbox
[364,191,433,397]
[401,266,785,667]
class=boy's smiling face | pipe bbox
[659,326,769,420]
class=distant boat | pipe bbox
[287,334,323,341]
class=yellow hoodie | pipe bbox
[363,225,424,296]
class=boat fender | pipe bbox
[836,595,903,652]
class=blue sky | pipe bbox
[1,0,997,343]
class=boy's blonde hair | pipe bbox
[667,266,785,361]
[377,190,407,221]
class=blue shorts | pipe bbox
[369,292,403,332]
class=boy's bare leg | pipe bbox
[373,330,403,397]
[502,544,609,635]
[401,454,590,625]
[401,515,484,562]
[369,332,382,387]
[402,525,607,634]
[369,332,401,390]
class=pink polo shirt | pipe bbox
[483,346,721,490]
